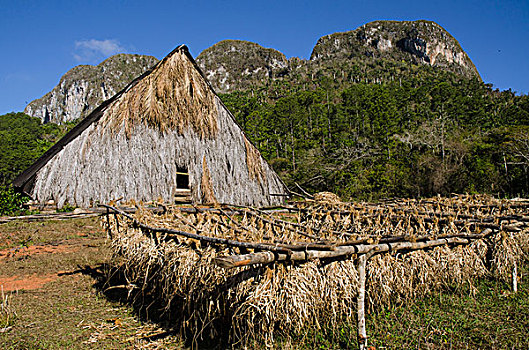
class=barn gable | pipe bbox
[14,45,287,208]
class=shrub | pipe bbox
[0,186,29,216]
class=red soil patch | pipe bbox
[0,244,79,260]
[0,274,58,291]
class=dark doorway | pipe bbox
[176,166,189,189]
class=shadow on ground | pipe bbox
[73,262,267,349]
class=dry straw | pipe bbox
[200,155,218,205]
[101,49,218,139]
[104,194,529,346]
[0,286,16,330]
[244,137,267,185]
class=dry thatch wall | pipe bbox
[29,49,285,208]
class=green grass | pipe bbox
[286,264,528,349]
[367,277,528,349]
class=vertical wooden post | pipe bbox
[513,261,518,293]
[106,207,112,239]
[357,254,368,350]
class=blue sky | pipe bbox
[1,0,528,115]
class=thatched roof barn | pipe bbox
[14,45,287,208]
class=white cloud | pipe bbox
[4,72,31,83]
[73,39,127,62]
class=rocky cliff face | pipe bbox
[26,20,480,123]
[196,40,289,94]
[24,54,158,124]
[197,20,480,93]
[310,20,479,79]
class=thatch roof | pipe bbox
[14,45,287,208]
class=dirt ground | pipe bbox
[0,217,183,349]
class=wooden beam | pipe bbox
[212,236,473,269]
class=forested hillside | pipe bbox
[0,113,72,214]
[197,20,527,199]
[221,70,529,200]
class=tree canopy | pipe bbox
[221,71,529,200]
[0,112,68,186]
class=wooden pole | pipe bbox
[513,262,518,293]
[100,204,293,255]
[357,254,368,350]
[106,207,112,239]
[213,237,471,269]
